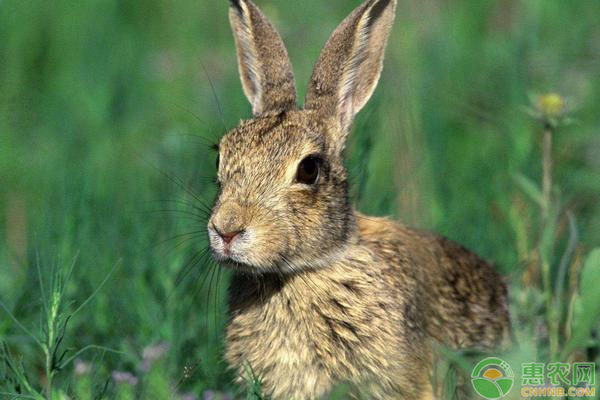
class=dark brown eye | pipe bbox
[296,156,320,185]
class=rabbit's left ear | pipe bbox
[305,0,397,151]
[229,0,297,116]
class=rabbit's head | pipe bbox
[209,0,397,273]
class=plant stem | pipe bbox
[542,124,553,220]
[539,123,553,296]
[44,293,59,398]
[540,123,559,359]
[44,344,53,399]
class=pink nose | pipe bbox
[218,230,242,245]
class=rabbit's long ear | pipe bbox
[304,0,396,147]
[229,0,297,116]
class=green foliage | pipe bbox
[1,0,599,399]
[563,249,600,360]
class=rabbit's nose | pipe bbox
[217,229,244,245]
[210,201,247,244]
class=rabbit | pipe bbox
[206,0,511,398]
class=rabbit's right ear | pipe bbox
[229,0,297,116]
[304,0,397,152]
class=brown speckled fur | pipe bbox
[206,1,510,399]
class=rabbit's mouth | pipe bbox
[207,224,267,270]
[207,204,300,272]
[208,225,246,262]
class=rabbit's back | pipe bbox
[358,214,511,350]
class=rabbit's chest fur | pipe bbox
[225,222,434,399]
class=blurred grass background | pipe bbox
[1,0,599,398]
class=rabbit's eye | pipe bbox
[296,156,320,185]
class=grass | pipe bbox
[1,0,599,398]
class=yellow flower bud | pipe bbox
[536,93,566,119]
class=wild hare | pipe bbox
[207,0,511,398]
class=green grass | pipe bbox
[1,0,600,398]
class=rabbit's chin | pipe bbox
[211,255,284,275]
[211,245,351,276]
[210,248,293,274]
[209,246,320,275]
